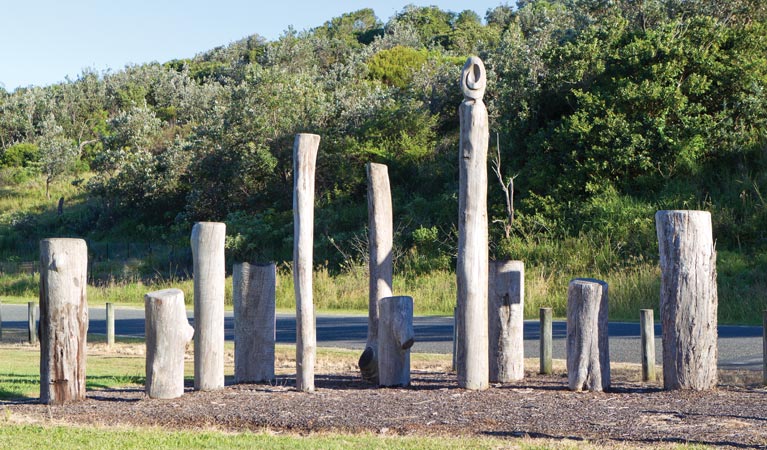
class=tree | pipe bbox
[37,115,78,199]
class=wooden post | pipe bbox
[451,306,457,372]
[233,262,276,384]
[456,55,489,391]
[540,307,552,375]
[28,301,37,344]
[191,222,226,391]
[488,260,524,382]
[656,210,717,391]
[640,309,656,382]
[106,302,115,346]
[378,296,414,387]
[359,162,393,384]
[293,133,320,392]
[566,278,610,392]
[0,299,3,340]
[763,310,766,386]
[39,238,88,405]
[145,289,194,399]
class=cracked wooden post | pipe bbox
[106,302,115,346]
[640,309,656,382]
[489,260,524,382]
[233,262,276,384]
[39,238,88,405]
[145,289,194,399]
[28,301,37,344]
[191,222,226,391]
[359,162,393,384]
[566,278,610,392]
[539,307,552,375]
[293,133,320,392]
[457,55,489,391]
[378,296,414,387]
[656,210,717,391]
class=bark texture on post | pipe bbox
[378,296,414,387]
[566,278,610,392]
[540,307,552,375]
[106,302,115,346]
[640,309,656,382]
[191,222,226,391]
[293,133,320,392]
[456,56,489,391]
[656,210,718,391]
[233,262,276,384]
[359,162,393,384]
[28,302,37,344]
[488,260,524,382]
[39,238,88,405]
[145,289,194,399]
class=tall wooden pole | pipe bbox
[233,262,276,384]
[39,238,88,405]
[293,133,320,392]
[540,307,552,375]
[656,210,717,391]
[191,222,226,391]
[488,260,524,382]
[763,310,766,386]
[457,56,489,391]
[359,162,393,383]
[640,309,656,382]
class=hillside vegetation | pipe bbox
[1,1,766,321]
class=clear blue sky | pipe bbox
[0,0,507,91]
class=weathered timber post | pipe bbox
[378,296,414,387]
[640,309,656,382]
[359,162,393,384]
[106,302,115,346]
[566,278,610,392]
[656,210,717,391]
[763,310,766,386]
[28,301,37,344]
[39,238,88,405]
[452,306,457,372]
[0,299,3,340]
[191,222,226,391]
[145,289,194,399]
[540,307,552,375]
[488,260,524,382]
[293,133,320,392]
[456,55,489,391]
[233,262,276,384]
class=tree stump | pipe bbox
[359,162,393,384]
[488,260,524,382]
[656,210,717,391]
[233,262,276,384]
[378,296,414,387]
[293,133,320,392]
[566,278,610,392]
[456,56,489,391]
[145,289,194,399]
[39,238,88,405]
[191,222,226,391]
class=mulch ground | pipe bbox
[4,368,767,448]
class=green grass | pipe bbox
[0,425,612,450]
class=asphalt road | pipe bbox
[1,304,763,370]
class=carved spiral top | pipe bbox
[461,56,486,101]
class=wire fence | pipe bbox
[0,240,194,283]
